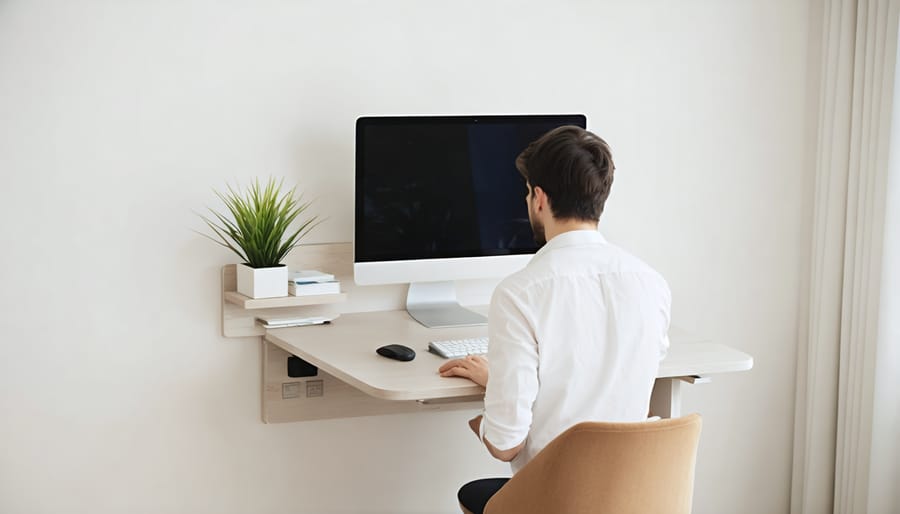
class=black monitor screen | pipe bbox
[355,114,587,263]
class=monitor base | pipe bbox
[406,281,488,328]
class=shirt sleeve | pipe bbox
[482,285,540,451]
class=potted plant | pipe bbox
[197,177,319,298]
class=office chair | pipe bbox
[465,414,702,514]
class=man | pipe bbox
[438,126,671,514]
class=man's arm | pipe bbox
[439,285,538,463]
[480,286,539,461]
[468,415,525,462]
[440,358,526,461]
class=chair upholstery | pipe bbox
[483,414,702,514]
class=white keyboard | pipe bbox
[429,337,489,359]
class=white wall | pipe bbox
[0,1,812,513]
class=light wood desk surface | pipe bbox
[264,309,753,402]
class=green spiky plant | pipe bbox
[197,178,320,268]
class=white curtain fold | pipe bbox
[792,1,899,513]
[868,50,900,513]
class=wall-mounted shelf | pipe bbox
[224,291,347,310]
[221,259,347,338]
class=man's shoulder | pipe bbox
[600,244,671,299]
[497,241,670,295]
[494,266,534,297]
[602,243,668,279]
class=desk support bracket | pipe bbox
[651,378,683,418]
[650,376,711,418]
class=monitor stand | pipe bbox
[406,281,488,328]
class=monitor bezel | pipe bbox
[354,113,587,268]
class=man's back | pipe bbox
[483,230,671,472]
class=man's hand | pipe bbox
[438,355,489,387]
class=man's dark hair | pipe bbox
[515,125,615,221]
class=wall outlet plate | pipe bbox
[282,382,301,399]
[306,380,324,398]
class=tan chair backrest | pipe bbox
[484,414,702,514]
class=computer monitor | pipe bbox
[355,114,587,328]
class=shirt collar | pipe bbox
[532,229,608,261]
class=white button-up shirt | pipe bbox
[483,229,671,473]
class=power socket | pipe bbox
[306,380,324,398]
[282,382,301,399]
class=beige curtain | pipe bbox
[867,24,900,513]
[792,1,900,513]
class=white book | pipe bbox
[290,270,335,283]
[255,314,336,328]
[288,281,340,296]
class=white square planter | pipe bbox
[236,264,288,299]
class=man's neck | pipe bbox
[544,218,598,241]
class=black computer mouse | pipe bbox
[376,344,416,362]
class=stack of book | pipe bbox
[288,270,340,296]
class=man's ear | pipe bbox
[532,186,548,212]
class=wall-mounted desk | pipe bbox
[262,309,753,423]
[219,242,754,423]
